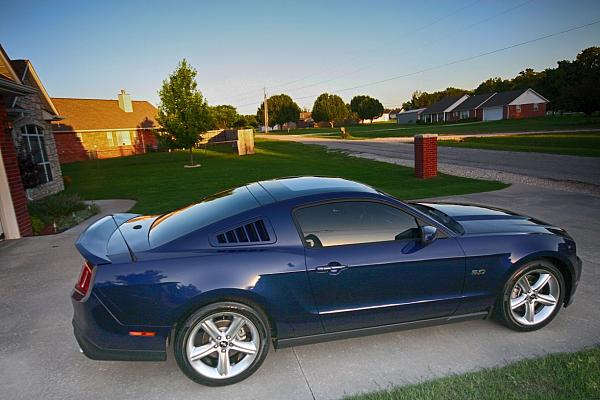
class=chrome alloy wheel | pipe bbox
[186,312,260,380]
[510,269,560,326]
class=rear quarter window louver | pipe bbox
[214,219,274,246]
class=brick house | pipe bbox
[446,93,495,122]
[1,45,65,239]
[420,94,469,123]
[477,88,548,121]
[419,88,548,123]
[51,91,159,163]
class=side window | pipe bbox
[295,201,420,248]
[117,131,132,146]
[20,124,53,184]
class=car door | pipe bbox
[294,200,466,332]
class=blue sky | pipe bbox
[2,0,599,114]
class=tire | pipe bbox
[497,260,565,332]
[174,301,270,386]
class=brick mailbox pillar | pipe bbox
[414,134,438,179]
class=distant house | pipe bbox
[420,94,469,123]
[51,91,159,163]
[421,88,549,123]
[298,111,314,128]
[361,112,390,124]
[0,44,65,238]
[388,108,402,120]
[477,88,548,121]
[446,93,495,122]
[395,108,425,124]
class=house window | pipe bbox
[516,104,521,112]
[460,111,469,119]
[106,132,114,146]
[20,124,53,184]
[116,131,132,146]
[533,103,539,111]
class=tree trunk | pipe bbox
[189,147,194,166]
[329,121,334,128]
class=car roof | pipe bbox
[252,176,379,202]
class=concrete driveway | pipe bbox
[1,187,599,400]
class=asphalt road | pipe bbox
[262,136,600,188]
[1,186,599,400]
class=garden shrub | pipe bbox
[30,216,45,235]
[28,192,93,233]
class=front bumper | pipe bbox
[72,290,167,362]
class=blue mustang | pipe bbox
[72,176,582,385]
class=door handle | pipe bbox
[315,262,348,275]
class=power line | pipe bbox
[327,19,600,94]
[224,0,483,106]
[277,0,534,100]
[284,18,599,102]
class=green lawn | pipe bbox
[345,346,600,400]
[438,132,600,157]
[277,115,600,139]
[61,140,505,214]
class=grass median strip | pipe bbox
[345,346,600,400]
[278,115,600,139]
[61,139,506,214]
[438,132,600,157]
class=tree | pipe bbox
[256,94,301,128]
[474,77,511,94]
[210,105,239,129]
[402,87,471,110]
[312,93,348,128]
[402,47,600,115]
[234,114,258,129]
[350,95,369,114]
[554,47,600,114]
[157,59,212,166]
[357,96,384,123]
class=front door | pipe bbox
[295,200,465,332]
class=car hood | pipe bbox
[416,202,569,237]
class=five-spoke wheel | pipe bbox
[498,260,565,331]
[174,302,270,386]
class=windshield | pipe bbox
[410,203,465,235]
[149,186,259,247]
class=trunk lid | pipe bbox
[75,213,156,264]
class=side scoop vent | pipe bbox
[215,219,271,245]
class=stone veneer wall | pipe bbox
[11,71,64,200]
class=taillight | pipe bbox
[74,261,93,296]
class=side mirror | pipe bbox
[420,225,438,244]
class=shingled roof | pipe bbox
[422,95,466,114]
[478,89,529,108]
[452,93,495,111]
[51,98,158,132]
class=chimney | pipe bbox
[118,89,133,112]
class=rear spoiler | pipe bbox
[75,213,139,265]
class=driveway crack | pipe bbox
[293,347,316,400]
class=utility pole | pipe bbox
[263,87,269,134]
